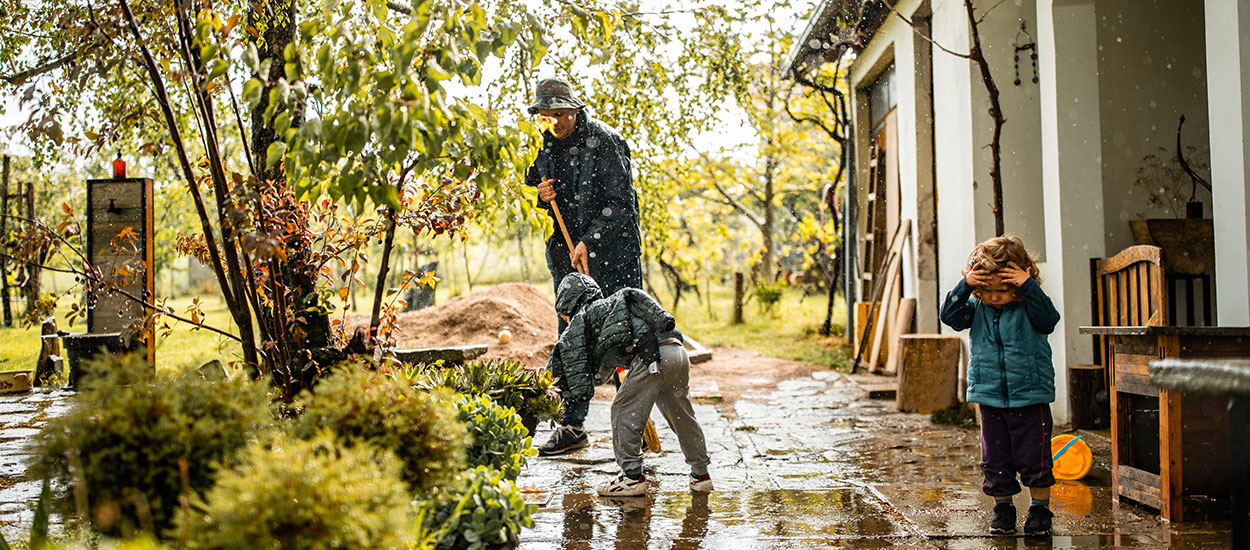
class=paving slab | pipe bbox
[517,368,1236,549]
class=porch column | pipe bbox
[1038,0,1105,425]
[1205,0,1250,326]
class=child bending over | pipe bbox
[544,273,712,497]
[940,235,1062,536]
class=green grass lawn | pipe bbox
[0,295,241,372]
[655,282,853,370]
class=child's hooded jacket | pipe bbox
[546,273,679,403]
[939,277,1061,408]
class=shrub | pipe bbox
[753,280,786,312]
[404,359,563,427]
[456,395,536,480]
[290,364,468,496]
[418,466,535,550]
[29,354,274,537]
[179,434,422,550]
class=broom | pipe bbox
[546,185,661,453]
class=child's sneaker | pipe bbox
[1023,504,1053,535]
[597,473,649,497]
[689,473,714,492]
[989,501,1017,534]
[538,426,588,456]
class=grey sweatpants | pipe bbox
[611,342,710,478]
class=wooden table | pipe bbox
[1078,326,1250,521]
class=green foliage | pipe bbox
[290,363,468,496]
[418,466,535,550]
[753,279,786,312]
[931,403,979,430]
[29,354,275,537]
[455,395,535,480]
[401,359,562,426]
[179,433,422,550]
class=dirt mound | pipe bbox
[382,283,558,367]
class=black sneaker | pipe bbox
[1023,504,1053,535]
[538,426,588,456]
[990,501,1017,535]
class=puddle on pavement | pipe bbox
[525,487,909,549]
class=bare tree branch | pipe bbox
[880,0,972,60]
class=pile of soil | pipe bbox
[379,283,559,367]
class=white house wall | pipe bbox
[1205,0,1250,325]
[931,0,978,323]
[1096,0,1212,253]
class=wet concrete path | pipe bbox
[517,368,1233,549]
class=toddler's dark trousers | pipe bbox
[979,403,1056,497]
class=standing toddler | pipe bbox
[940,235,1061,536]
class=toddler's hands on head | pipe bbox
[965,264,995,287]
[999,262,1032,287]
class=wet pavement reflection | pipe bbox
[517,369,1234,549]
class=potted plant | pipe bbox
[1128,128,1214,277]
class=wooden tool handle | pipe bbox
[550,201,576,252]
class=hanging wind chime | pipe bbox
[1013,20,1038,86]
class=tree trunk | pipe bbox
[370,208,398,335]
[762,152,776,281]
[23,180,39,315]
[0,155,10,327]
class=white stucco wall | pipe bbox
[931,0,977,311]
[1205,0,1250,325]
[972,0,1047,258]
[1096,0,1212,253]
[1038,0,1106,427]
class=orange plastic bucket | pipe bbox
[1050,434,1092,480]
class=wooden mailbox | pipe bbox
[86,177,155,367]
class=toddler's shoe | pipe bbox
[989,501,1016,535]
[598,473,649,497]
[538,425,588,456]
[689,473,714,492]
[1023,504,1053,536]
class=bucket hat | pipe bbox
[527,77,586,114]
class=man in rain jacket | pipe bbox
[543,274,712,496]
[525,76,644,454]
[525,76,643,320]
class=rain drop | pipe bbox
[593,233,601,239]
[569,146,579,155]
[586,136,600,148]
[602,207,613,216]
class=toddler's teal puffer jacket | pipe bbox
[940,278,1061,408]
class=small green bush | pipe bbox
[419,466,535,550]
[753,280,786,312]
[29,354,274,536]
[402,359,562,426]
[456,395,536,480]
[291,364,468,496]
[179,433,422,550]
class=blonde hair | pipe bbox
[963,235,1041,284]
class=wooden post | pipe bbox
[732,271,745,325]
[35,318,62,386]
[0,155,10,327]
